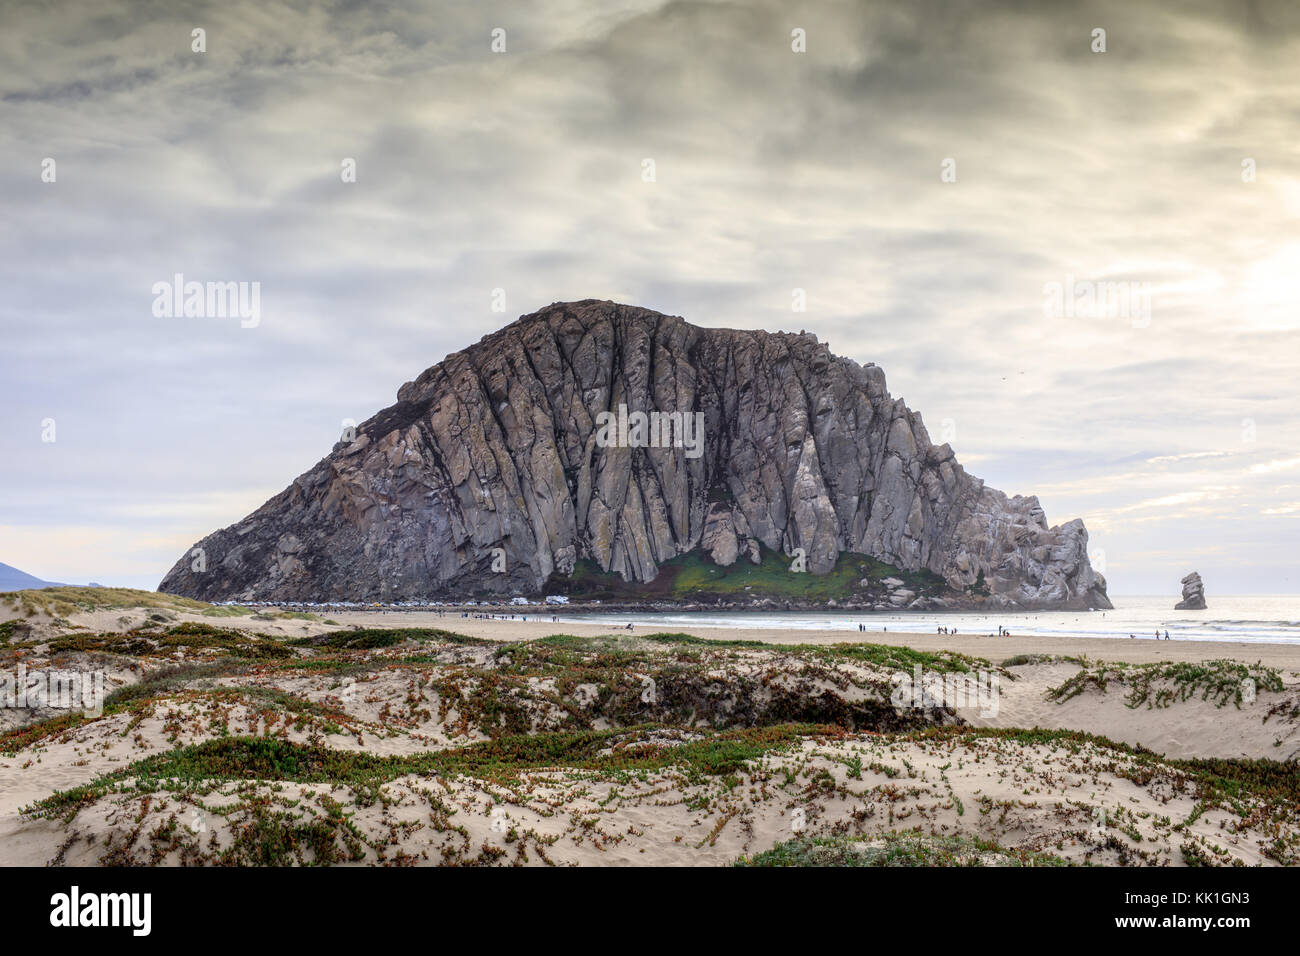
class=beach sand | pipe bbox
[7,600,1300,668]
[325,610,1300,668]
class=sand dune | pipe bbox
[2,598,1297,866]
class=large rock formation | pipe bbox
[1175,571,1207,610]
[159,301,1111,609]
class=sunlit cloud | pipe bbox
[1249,457,1300,475]
[1145,451,1234,465]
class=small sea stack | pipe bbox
[1175,571,1207,610]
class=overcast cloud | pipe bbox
[2,0,1299,594]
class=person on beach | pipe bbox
[1165,630,1170,640]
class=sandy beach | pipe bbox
[323,610,1300,669]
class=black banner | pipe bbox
[2,865,1282,942]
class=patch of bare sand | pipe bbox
[958,662,1300,761]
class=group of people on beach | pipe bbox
[1131,630,1172,640]
[459,612,560,622]
[937,624,1013,636]
[851,622,1030,637]
[852,623,1024,637]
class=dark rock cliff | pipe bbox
[159,300,1111,610]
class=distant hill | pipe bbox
[0,562,65,592]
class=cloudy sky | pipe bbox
[2,0,1298,595]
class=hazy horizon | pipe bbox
[4,0,1300,595]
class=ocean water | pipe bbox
[557,595,1300,646]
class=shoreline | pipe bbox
[6,589,1299,666]
[321,611,1300,668]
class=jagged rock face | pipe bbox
[1175,571,1207,610]
[159,301,1111,609]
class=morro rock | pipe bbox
[159,300,1111,609]
[1175,571,1207,610]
